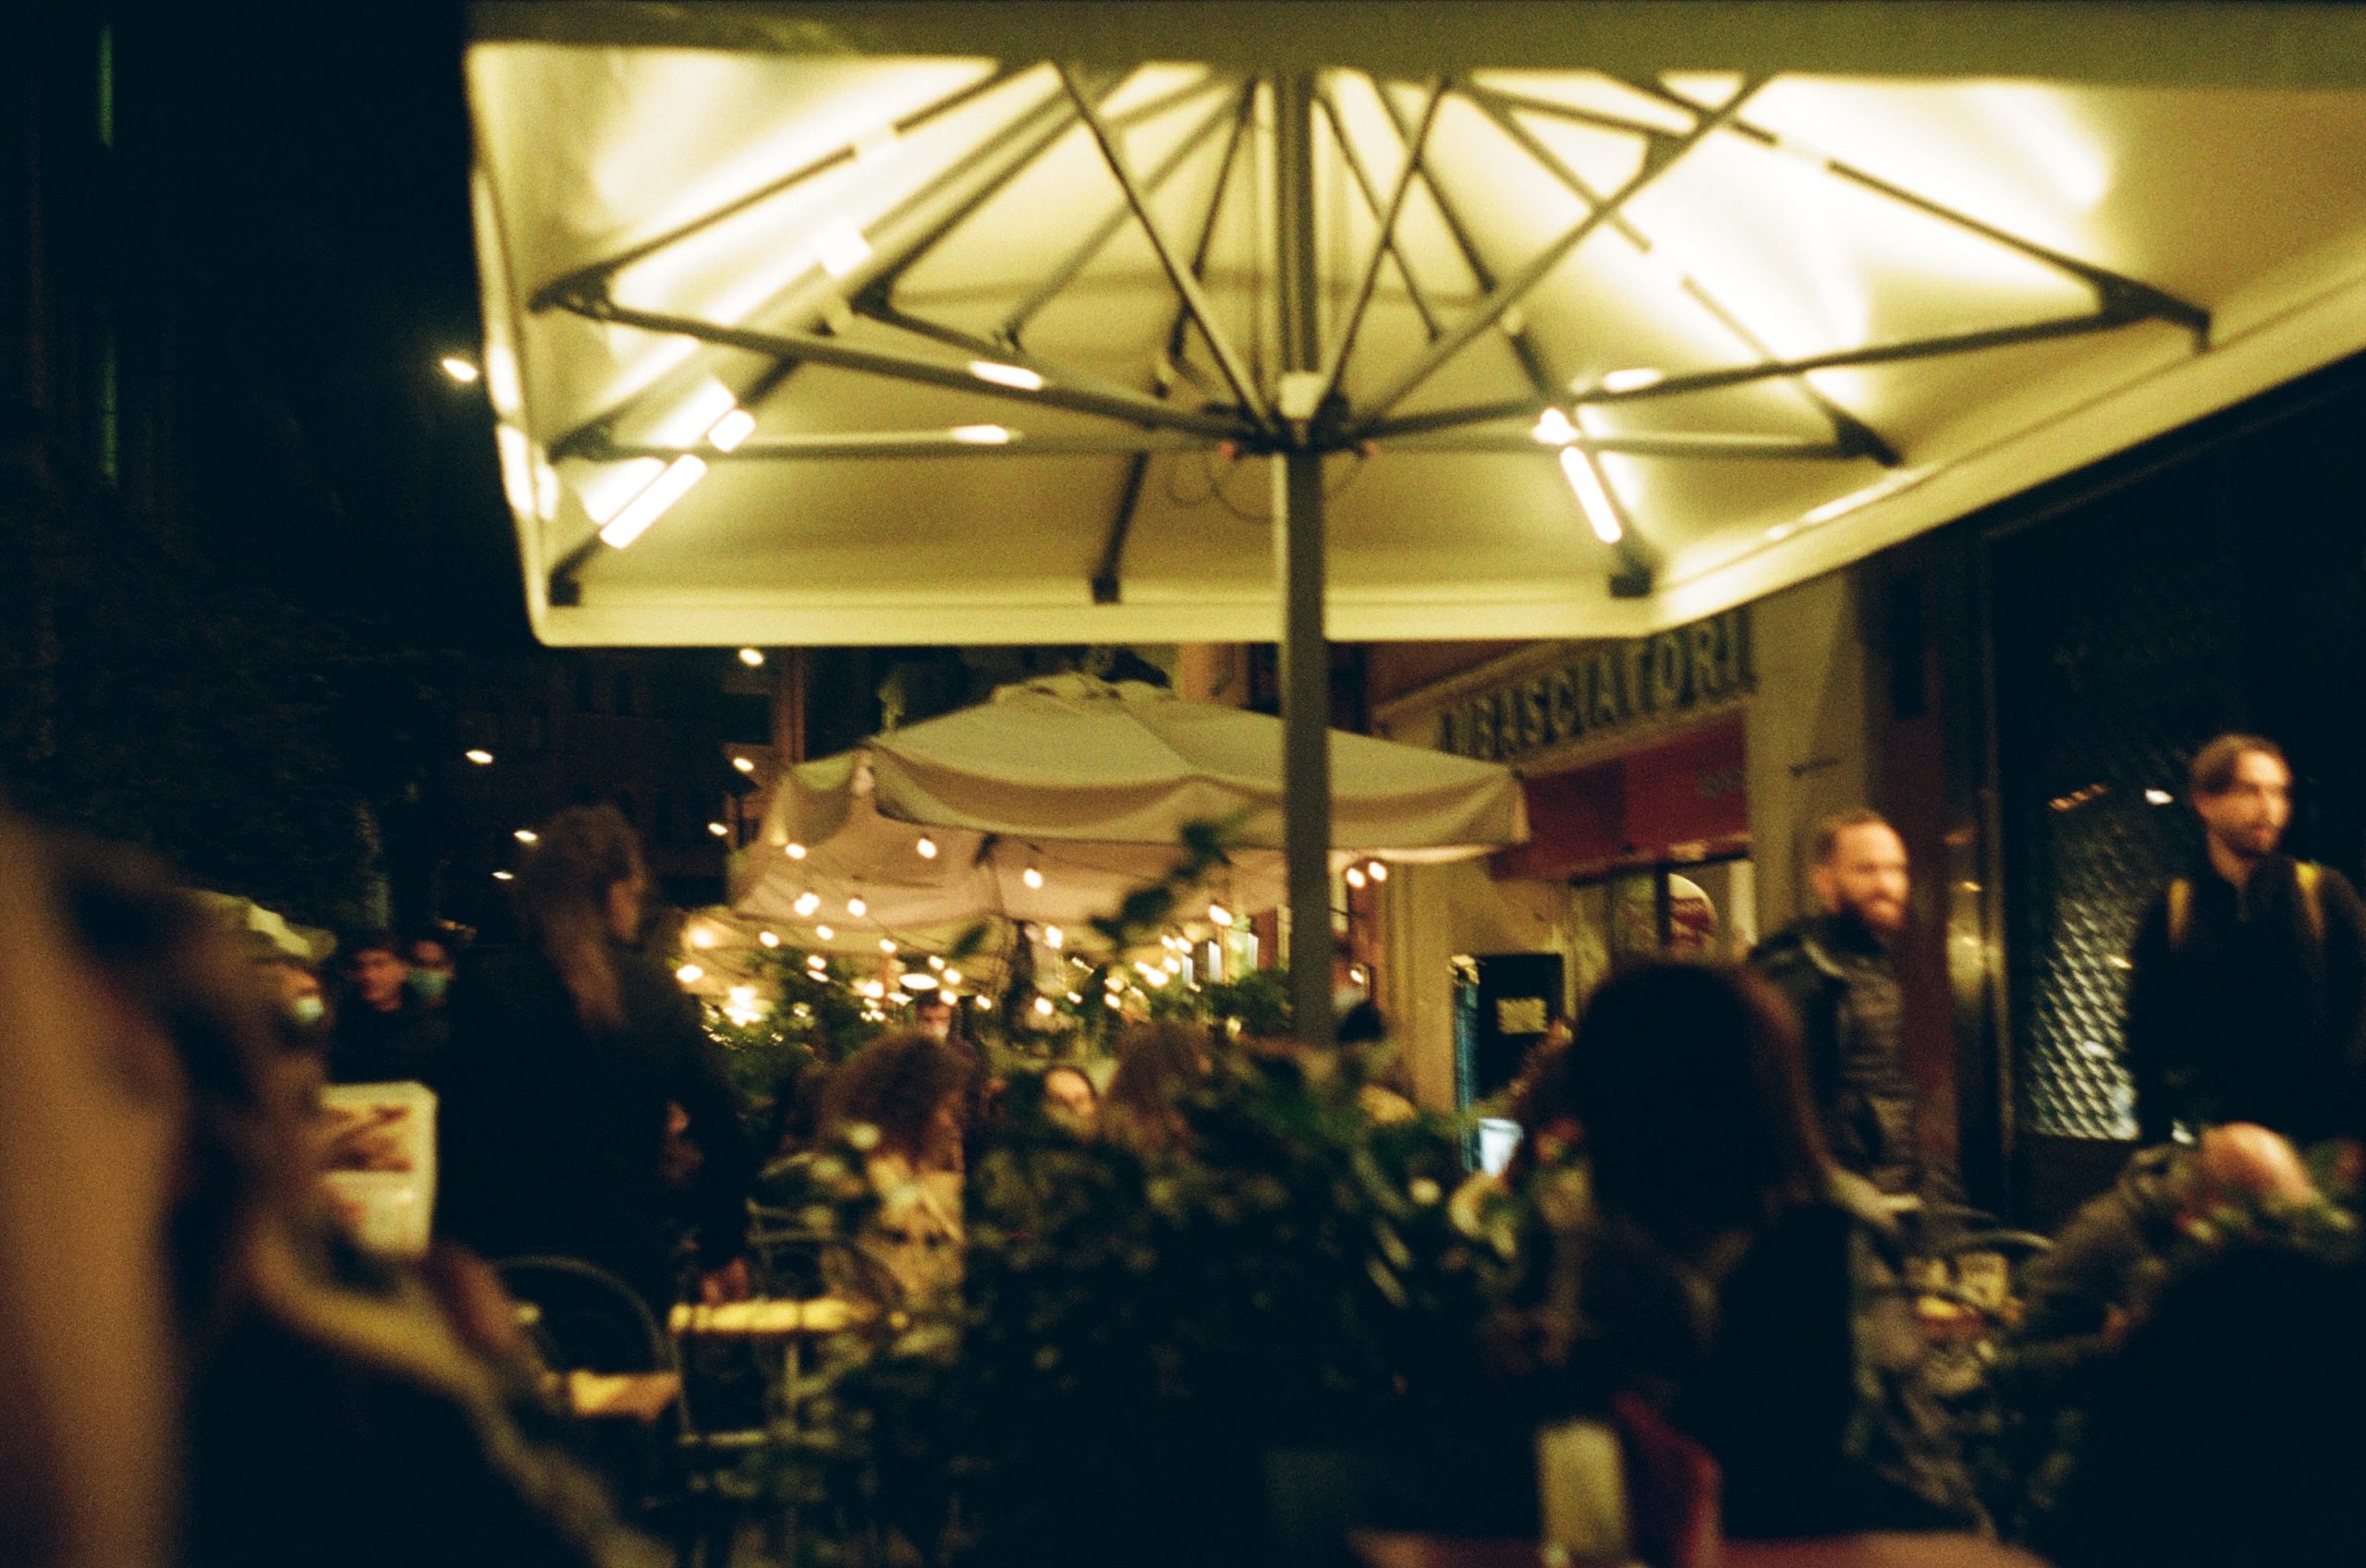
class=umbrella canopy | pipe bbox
[466,2,2366,645]
[733,676,1525,940]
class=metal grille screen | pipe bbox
[1990,502,2245,1139]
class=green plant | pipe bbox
[778,1042,1522,1568]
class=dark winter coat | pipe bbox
[2123,853,2366,1144]
[436,945,753,1307]
[1750,914,1927,1198]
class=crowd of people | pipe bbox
[6,729,2363,1566]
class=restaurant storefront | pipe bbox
[1368,574,1881,1117]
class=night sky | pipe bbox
[142,3,521,650]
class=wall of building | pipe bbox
[1742,570,1877,936]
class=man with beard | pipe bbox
[2125,734,2366,1146]
[1751,809,1939,1204]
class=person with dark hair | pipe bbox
[1522,962,1980,1538]
[437,805,754,1311]
[1750,808,1946,1206]
[821,1030,973,1304]
[2124,732,2366,1143]
[407,928,460,1010]
[329,928,449,1086]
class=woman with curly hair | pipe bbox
[821,1030,975,1305]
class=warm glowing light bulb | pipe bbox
[1367,862,1388,882]
[814,924,835,940]
[675,963,704,984]
[514,829,539,844]
[1346,866,1368,890]
[738,646,764,667]
[880,938,897,954]
[707,821,729,838]
[1033,996,1055,1017]
[1531,407,1578,445]
[785,842,808,859]
[492,869,514,881]
[465,748,495,765]
[848,896,868,918]
[793,893,821,918]
[1022,866,1043,889]
[927,955,945,971]
[943,968,961,986]
[689,927,716,950]
[1044,925,1064,949]
[1207,903,1232,927]
[732,756,756,774]
[759,930,780,948]
[916,835,938,859]
[440,356,481,383]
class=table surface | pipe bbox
[1349,1530,2049,1568]
[564,1370,681,1422]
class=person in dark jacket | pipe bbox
[329,929,450,1086]
[2124,733,2366,1145]
[1750,809,1948,1206]
[438,805,754,1311]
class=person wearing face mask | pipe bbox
[2124,734,2366,1146]
[407,930,458,1009]
[1750,810,1945,1208]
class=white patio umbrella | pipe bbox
[733,675,1526,950]
[465,1,2366,1031]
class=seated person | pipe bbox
[1506,962,1982,1539]
[820,1031,972,1307]
[2018,1121,2318,1366]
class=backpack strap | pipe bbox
[2166,879,2193,952]
[2296,860,2325,947]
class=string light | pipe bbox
[675,963,704,984]
[1022,866,1043,890]
[514,829,539,844]
[1346,866,1368,890]
[879,938,897,954]
[1033,996,1055,1017]
[689,927,716,949]
[1368,862,1388,883]
[1044,925,1063,949]
[927,955,945,970]
[785,842,808,859]
[943,967,962,986]
[707,821,729,838]
[916,835,938,859]
[808,955,828,972]
[1207,903,1232,926]
[848,896,868,918]
[737,647,764,667]
[440,356,482,383]
[732,757,757,774]
[814,924,835,940]
[465,749,495,765]
[492,869,514,881]
[793,892,821,917]
[759,930,780,948]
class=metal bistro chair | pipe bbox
[494,1256,738,1567]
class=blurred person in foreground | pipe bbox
[819,1030,973,1306]
[329,928,449,1087]
[1507,962,1981,1539]
[1751,809,1956,1212]
[437,805,753,1313]
[2125,733,2366,1145]
[16,827,630,1568]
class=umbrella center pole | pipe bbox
[1274,72,1335,1049]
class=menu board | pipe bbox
[318,1081,436,1259]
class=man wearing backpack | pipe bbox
[2124,734,2366,1145]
